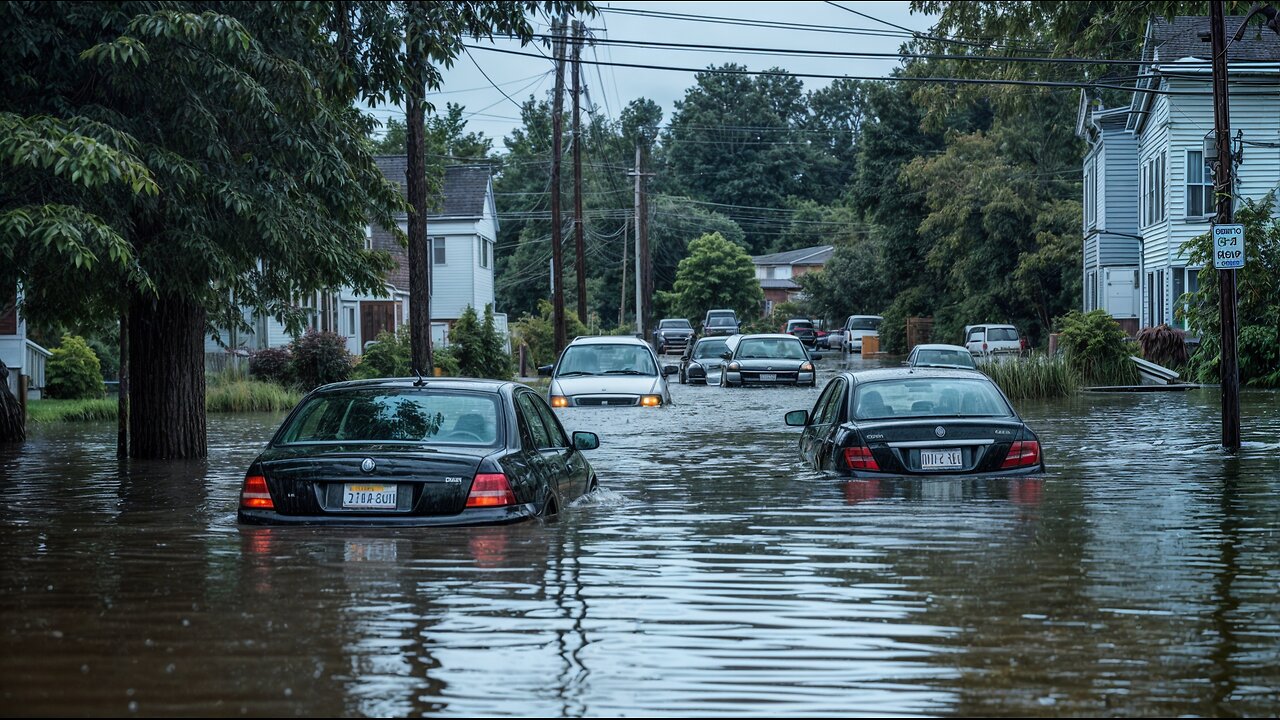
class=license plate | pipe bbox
[343,484,397,509]
[759,373,777,382]
[920,449,963,470]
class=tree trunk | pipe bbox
[128,293,207,459]
[0,360,24,443]
[405,51,433,375]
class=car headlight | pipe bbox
[640,395,662,407]
[550,395,570,408]
[727,362,741,371]
[800,362,814,372]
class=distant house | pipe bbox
[751,245,833,315]
[207,161,503,356]
[0,285,50,399]
[1078,16,1280,332]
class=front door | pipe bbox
[360,301,397,349]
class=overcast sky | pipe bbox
[365,1,940,149]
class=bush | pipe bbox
[248,347,294,385]
[45,335,103,399]
[979,355,1077,399]
[511,299,589,368]
[1136,324,1188,368]
[1055,309,1138,386]
[207,380,302,413]
[289,330,352,390]
[354,327,411,379]
[449,304,513,379]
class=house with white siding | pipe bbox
[0,286,51,399]
[1080,16,1280,332]
[207,161,503,356]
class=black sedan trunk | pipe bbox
[254,444,486,516]
[849,418,1030,475]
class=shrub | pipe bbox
[1136,324,1188,368]
[449,304,513,380]
[511,299,589,368]
[248,347,294,385]
[354,327,412,379]
[45,335,103,399]
[979,355,1077,400]
[1055,309,1139,386]
[289,330,352,390]
[207,380,302,413]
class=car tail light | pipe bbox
[550,395,569,408]
[982,342,988,351]
[843,446,880,471]
[1001,440,1041,469]
[640,395,662,407]
[466,473,516,508]
[240,475,274,510]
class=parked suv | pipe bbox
[702,309,739,337]
[783,318,818,348]
[652,318,694,355]
[964,324,1022,358]
[840,315,883,354]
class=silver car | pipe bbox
[542,336,676,408]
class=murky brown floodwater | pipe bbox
[3,355,1279,717]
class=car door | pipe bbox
[800,379,843,469]
[514,391,556,509]
[530,393,586,502]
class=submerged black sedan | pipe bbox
[721,333,816,387]
[784,368,1044,476]
[238,378,600,526]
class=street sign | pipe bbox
[1213,224,1245,269]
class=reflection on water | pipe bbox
[2,361,1279,716]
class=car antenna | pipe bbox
[411,366,428,387]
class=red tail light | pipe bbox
[240,475,274,510]
[982,342,988,351]
[466,473,516,508]
[1001,440,1041,469]
[843,446,880,471]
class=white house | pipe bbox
[1,286,51,399]
[206,161,504,357]
[1080,16,1280,332]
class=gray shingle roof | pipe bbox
[1144,16,1280,63]
[373,157,493,218]
[759,278,800,290]
[751,245,834,266]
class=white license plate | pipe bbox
[759,373,777,382]
[920,449,963,470]
[343,484,397,509]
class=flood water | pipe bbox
[3,356,1280,716]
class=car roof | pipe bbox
[313,377,514,393]
[567,335,650,346]
[846,314,883,319]
[912,344,971,352]
[694,336,728,344]
[966,323,1017,330]
[659,318,690,323]
[848,367,990,383]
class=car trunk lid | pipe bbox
[851,418,1025,474]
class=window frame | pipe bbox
[1185,149,1215,218]
[432,236,447,266]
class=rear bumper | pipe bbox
[238,502,539,527]
[848,464,1044,479]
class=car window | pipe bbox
[848,317,881,331]
[278,390,500,446]
[707,316,735,327]
[852,378,1013,420]
[988,327,1019,342]
[531,394,569,448]
[558,344,657,376]
[692,339,728,360]
[736,338,807,360]
[659,319,691,329]
[516,393,553,449]
[915,349,976,368]
[967,328,984,343]
[811,379,846,426]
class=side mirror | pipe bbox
[663,364,679,376]
[784,410,808,427]
[537,364,554,377]
[572,431,600,450]
[720,351,732,361]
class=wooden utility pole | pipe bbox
[631,144,642,336]
[550,16,568,354]
[117,309,128,458]
[619,217,628,327]
[1210,1,1240,452]
[572,20,587,325]
[406,27,433,375]
[639,143,652,342]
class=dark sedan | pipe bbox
[238,378,600,526]
[679,336,729,384]
[784,368,1045,477]
[722,333,816,387]
[653,318,694,355]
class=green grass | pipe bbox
[26,398,118,424]
[978,354,1078,400]
[206,379,302,413]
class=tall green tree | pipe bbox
[663,232,763,324]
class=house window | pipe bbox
[364,225,373,251]
[1172,267,1201,329]
[478,238,490,269]
[1186,150,1215,218]
[1083,162,1096,230]
[1086,271,1098,311]
[1140,152,1166,227]
[765,266,776,280]
[432,237,446,265]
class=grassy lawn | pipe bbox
[27,379,303,423]
[25,398,118,424]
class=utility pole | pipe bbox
[619,217,628,327]
[627,144,656,339]
[639,142,652,342]
[572,20,587,325]
[550,16,568,354]
[1210,1,1240,452]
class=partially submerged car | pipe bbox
[679,336,729,385]
[238,378,600,526]
[543,335,676,407]
[722,333,816,387]
[653,318,694,355]
[964,324,1022,358]
[785,368,1044,477]
[840,315,883,353]
[906,344,977,370]
[702,309,740,337]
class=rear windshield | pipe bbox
[278,390,501,446]
[692,339,728,360]
[707,316,736,327]
[736,338,808,360]
[848,317,881,331]
[660,319,692,329]
[987,327,1019,342]
[852,378,1012,420]
[914,348,976,368]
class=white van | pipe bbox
[964,324,1022,357]
[840,315,882,353]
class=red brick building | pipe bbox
[752,245,833,314]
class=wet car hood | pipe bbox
[553,375,662,396]
[732,358,809,370]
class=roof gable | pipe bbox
[373,157,493,219]
[752,245,834,266]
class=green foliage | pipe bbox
[448,304,512,380]
[289,331,352,391]
[667,232,763,326]
[1179,194,1280,387]
[799,240,890,326]
[510,300,590,369]
[206,380,301,413]
[1055,309,1138,387]
[744,302,809,334]
[1136,324,1188,369]
[248,347,294,386]
[978,355,1077,400]
[433,346,461,377]
[26,399,118,424]
[46,335,104,400]
[354,327,412,379]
